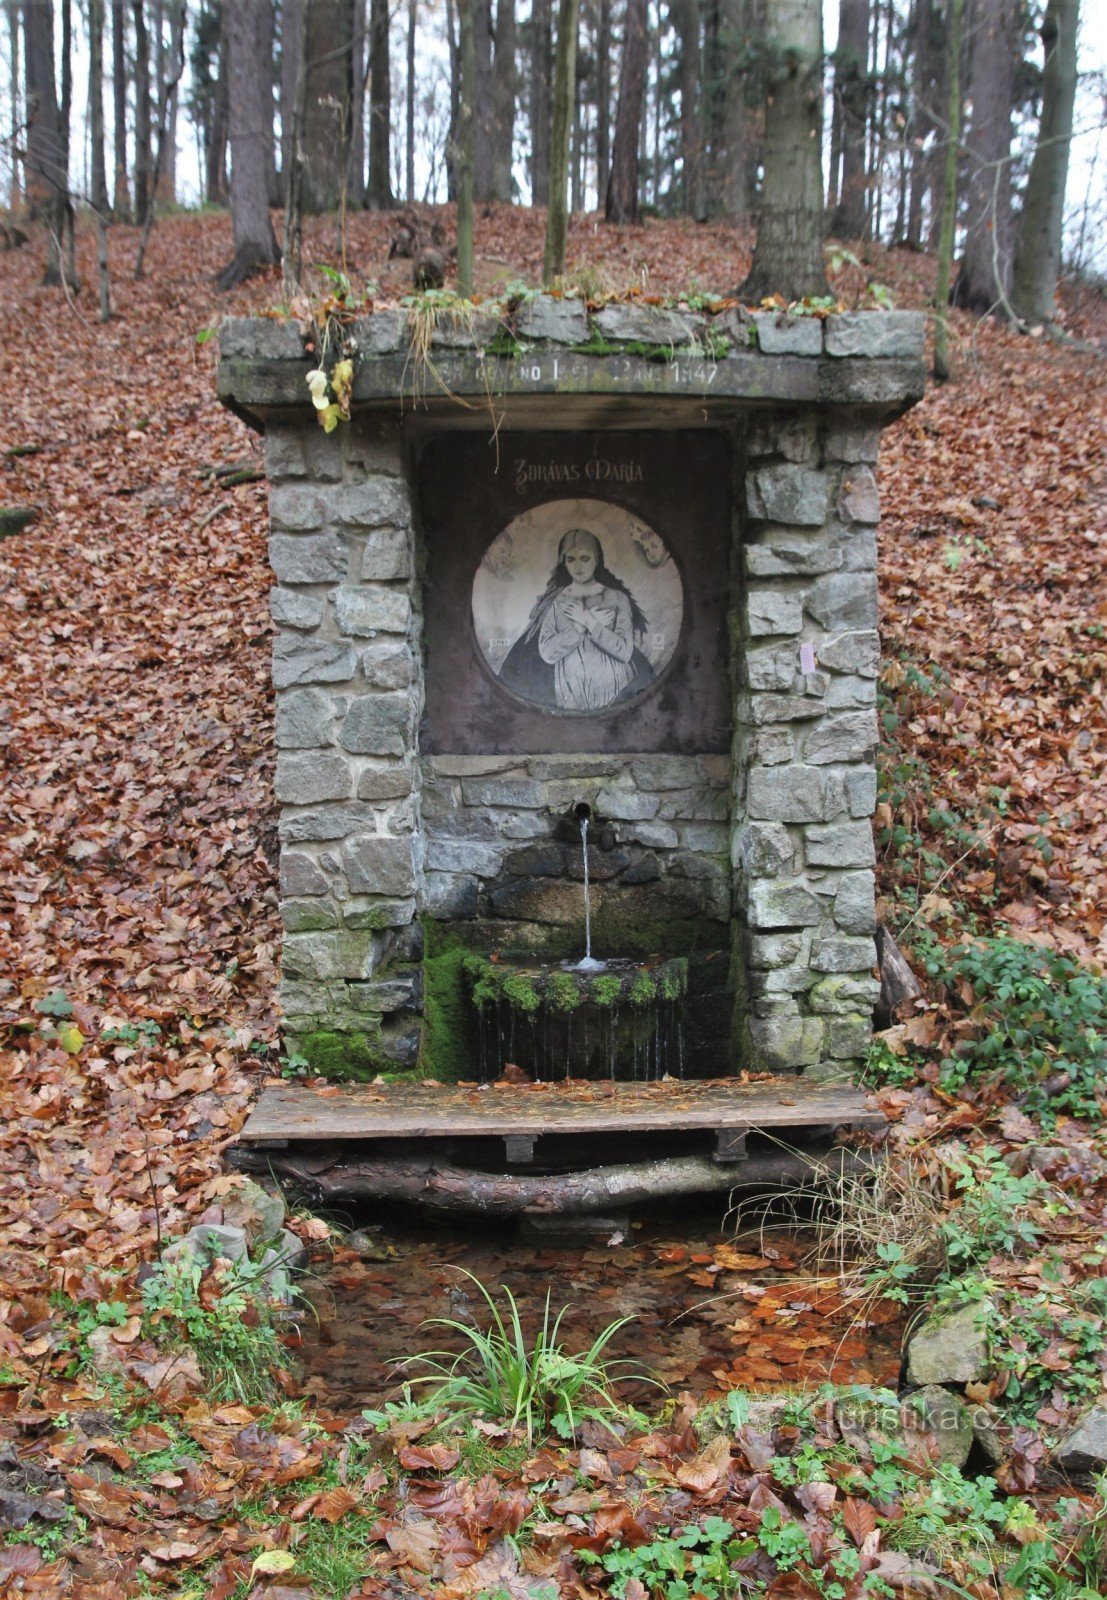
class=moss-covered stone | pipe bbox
[465,956,688,1015]
[419,923,480,1082]
[288,1028,387,1082]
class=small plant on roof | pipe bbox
[402,1269,654,1442]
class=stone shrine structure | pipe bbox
[218,302,924,1085]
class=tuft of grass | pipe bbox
[140,1253,293,1406]
[402,1269,654,1442]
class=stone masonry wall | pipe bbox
[266,414,426,1077]
[731,412,884,1076]
[219,301,925,1081]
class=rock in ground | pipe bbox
[1055,1406,1107,1476]
[906,1300,993,1386]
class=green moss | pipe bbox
[502,970,542,1014]
[289,1029,385,1082]
[629,971,656,1006]
[419,923,480,1082]
[591,974,623,1008]
[547,972,581,1012]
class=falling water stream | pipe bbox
[575,813,604,973]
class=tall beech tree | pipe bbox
[23,0,74,286]
[605,0,648,222]
[953,0,1021,314]
[367,0,394,208]
[740,0,827,301]
[1011,0,1078,327]
[830,0,871,237]
[530,0,552,203]
[216,0,280,288]
[543,0,579,278]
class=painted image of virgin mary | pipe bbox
[498,527,655,712]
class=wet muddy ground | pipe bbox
[296,1203,904,1414]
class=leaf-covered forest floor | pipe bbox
[0,207,1104,1597]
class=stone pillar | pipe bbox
[731,398,883,1076]
[267,414,425,1076]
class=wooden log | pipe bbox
[227,1145,876,1215]
[875,923,923,1028]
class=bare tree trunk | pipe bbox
[216,0,282,288]
[595,0,610,202]
[720,0,752,216]
[59,0,78,285]
[260,0,279,205]
[445,0,460,199]
[675,0,701,216]
[952,0,1020,313]
[490,0,516,201]
[206,4,230,204]
[367,0,393,207]
[605,0,647,222]
[905,0,934,247]
[162,0,183,202]
[406,0,417,201]
[280,0,303,186]
[543,0,579,277]
[23,0,71,285]
[111,0,129,219]
[6,0,20,209]
[88,0,110,215]
[830,0,870,237]
[570,2,583,213]
[134,0,184,275]
[1010,0,1078,327]
[282,0,311,290]
[933,0,962,379]
[530,0,552,203]
[302,0,355,212]
[472,0,494,198]
[456,0,476,292]
[132,0,152,224]
[348,0,366,208]
[740,0,827,300]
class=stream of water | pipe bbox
[575,815,604,973]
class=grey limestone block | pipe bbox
[500,812,557,840]
[746,644,801,692]
[833,870,877,935]
[516,295,590,344]
[745,879,822,928]
[342,897,417,928]
[745,540,843,579]
[276,687,336,748]
[745,414,818,464]
[430,309,502,348]
[265,427,308,480]
[805,571,878,632]
[1055,1407,1107,1476]
[430,754,523,777]
[270,587,326,630]
[280,852,328,896]
[273,637,357,689]
[362,641,416,690]
[343,835,417,897]
[748,1014,824,1070]
[825,1013,872,1058]
[619,819,679,850]
[677,821,729,853]
[749,959,816,996]
[283,929,383,982]
[817,630,880,677]
[282,898,340,932]
[334,480,411,529]
[824,311,925,360]
[748,931,808,970]
[749,727,795,765]
[808,973,880,1014]
[596,784,660,821]
[357,762,417,801]
[594,303,696,347]
[734,821,796,877]
[279,801,382,844]
[746,589,803,637]
[715,306,753,349]
[747,767,840,824]
[826,676,877,709]
[906,1301,992,1386]
[219,316,304,361]
[824,423,880,463]
[631,754,715,789]
[746,464,828,527]
[340,695,414,757]
[347,975,420,1013]
[803,713,876,768]
[269,532,347,586]
[425,838,505,877]
[270,484,327,531]
[334,585,412,636]
[836,466,880,525]
[847,768,878,816]
[804,821,875,869]
[460,777,544,809]
[279,976,339,1019]
[359,527,413,581]
[352,308,406,353]
[842,530,878,573]
[657,788,729,821]
[751,311,823,356]
[744,693,824,726]
[275,751,353,805]
[422,872,480,919]
[811,934,876,973]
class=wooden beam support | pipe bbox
[504,1134,536,1164]
[713,1128,749,1164]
